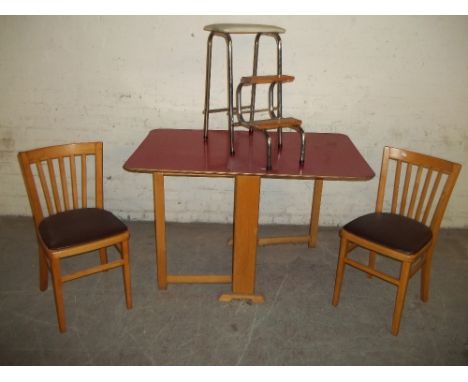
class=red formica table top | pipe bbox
[124,129,375,180]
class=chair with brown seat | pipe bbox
[332,146,461,335]
[18,142,132,333]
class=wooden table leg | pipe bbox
[308,179,323,248]
[219,175,265,303]
[153,172,168,289]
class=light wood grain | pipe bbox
[229,175,263,300]
[308,179,323,248]
[58,157,70,211]
[258,235,309,246]
[167,275,232,284]
[250,117,302,130]
[153,172,168,289]
[240,74,295,85]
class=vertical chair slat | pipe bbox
[95,143,103,208]
[70,154,78,208]
[399,163,412,216]
[36,161,54,215]
[58,157,70,211]
[422,171,442,225]
[18,153,44,223]
[429,165,462,231]
[407,165,423,218]
[81,154,87,208]
[47,159,62,213]
[415,169,433,222]
[375,146,391,213]
[391,160,401,213]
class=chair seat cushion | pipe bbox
[343,212,433,254]
[39,208,127,250]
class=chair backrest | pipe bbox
[18,142,103,228]
[375,146,461,235]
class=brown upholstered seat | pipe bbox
[39,208,127,250]
[343,212,432,254]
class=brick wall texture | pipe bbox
[1,16,467,227]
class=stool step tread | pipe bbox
[249,117,302,130]
[241,75,295,85]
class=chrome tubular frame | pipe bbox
[203,31,234,154]
[237,80,305,170]
[203,30,283,157]
[203,32,214,141]
[264,131,273,170]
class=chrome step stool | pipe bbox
[202,23,306,169]
[236,74,305,170]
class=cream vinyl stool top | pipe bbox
[204,23,286,34]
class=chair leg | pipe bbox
[99,247,108,265]
[332,236,349,306]
[50,257,66,333]
[38,245,49,291]
[391,261,411,336]
[420,246,434,303]
[367,251,377,279]
[121,239,133,309]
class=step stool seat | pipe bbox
[250,117,302,130]
[204,23,286,34]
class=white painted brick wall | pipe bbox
[1,16,467,227]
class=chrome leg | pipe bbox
[259,33,284,148]
[276,34,283,149]
[236,83,246,125]
[268,82,276,119]
[248,33,261,133]
[203,32,214,141]
[204,31,234,154]
[276,34,283,107]
[296,126,306,165]
[225,34,235,155]
[264,131,272,170]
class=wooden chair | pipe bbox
[332,146,461,335]
[18,142,132,333]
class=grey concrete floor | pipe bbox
[0,216,467,365]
